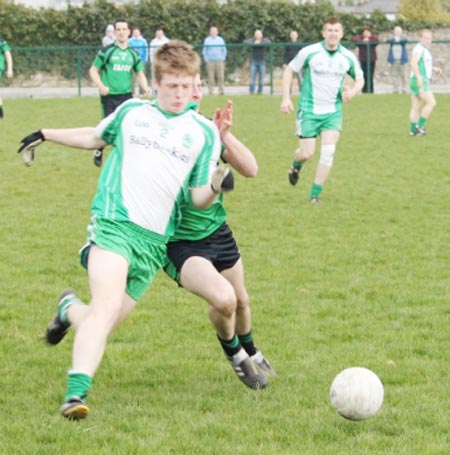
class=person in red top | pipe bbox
[353,26,379,94]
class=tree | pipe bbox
[398,0,445,23]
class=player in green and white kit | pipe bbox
[409,29,441,136]
[281,17,364,203]
[89,19,151,166]
[18,41,231,420]
[0,36,13,119]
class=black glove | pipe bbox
[211,165,235,193]
[18,130,45,166]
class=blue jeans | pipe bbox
[249,59,265,94]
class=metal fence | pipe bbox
[3,41,450,98]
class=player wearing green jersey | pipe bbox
[89,19,151,167]
[163,76,273,389]
[409,29,441,136]
[281,17,364,203]
[18,41,232,420]
[0,36,13,119]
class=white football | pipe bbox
[329,367,384,421]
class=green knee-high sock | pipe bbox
[410,122,417,134]
[418,116,427,128]
[310,182,323,198]
[238,330,257,356]
[64,371,93,402]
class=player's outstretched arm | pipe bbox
[18,127,106,166]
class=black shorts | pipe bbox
[167,222,240,277]
[101,93,133,117]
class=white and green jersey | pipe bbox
[410,43,432,80]
[92,99,221,237]
[289,41,363,115]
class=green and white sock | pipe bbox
[418,116,427,128]
[58,294,83,325]
[410,122,417,134]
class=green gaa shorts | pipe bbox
[296,111,342,138]
[409,76,430,96]
[79,216,168,301]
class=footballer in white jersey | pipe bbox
[281,17,364,203]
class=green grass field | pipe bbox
[0,93,448,455]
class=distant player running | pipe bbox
[409,29,441,136]
[281,16,364,203]
[0,35,13,119]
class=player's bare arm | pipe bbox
[280,65,294,113]
[342,77,365,102]
[191,164,234,209]
[135,71,152,97]
[213,100,258,178]
[89,66,109,96]
[18,127,106,165]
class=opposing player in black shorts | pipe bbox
[164,76,275,390]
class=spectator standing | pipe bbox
[283,30,303,94]
[353,26,379,94]
[129,27,149,96]
[102,24,116,47]
[244,30,271,95]
[149,26,170,89]
[202,25,227,95]
[89,19,151,167]
[129,27,148,65]
[0,35,13,119]
[387,25,409,93]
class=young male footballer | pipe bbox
[281,16,364,203]
[18,41,232,420]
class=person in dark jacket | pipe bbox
[353,26,379,94]
[244,30,271,94]
[387,26,409,93]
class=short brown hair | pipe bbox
[323,16,343,30]
[153,40,200,84]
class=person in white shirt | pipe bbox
[149,26,170,90]
[280,16,364,203]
